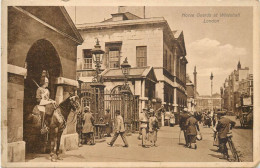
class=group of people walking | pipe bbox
[179,107,236,161]
[77,104,236,162]
[138,108,159,148]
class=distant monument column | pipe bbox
[193,66,197,99]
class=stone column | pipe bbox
[55,85,64,104]
[7,64,27,162]
[54,77,79,153]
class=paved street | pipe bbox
[225,116,253,162]
[25,120,252,162]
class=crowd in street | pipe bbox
[76,105,236,161]
[179,108,236,161]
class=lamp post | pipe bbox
[120,57,132,134]
[90,39,105,128]
[120,57,131,94]
[91,39,105,85]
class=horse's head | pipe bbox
[69,93,80,113]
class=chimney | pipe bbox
[118,6,145,18]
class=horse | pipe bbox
[44,94,80,162]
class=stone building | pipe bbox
[76,10,187,116]
[7,6,83,161]
[222,61,250,114]
[196,93,222,112]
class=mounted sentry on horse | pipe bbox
[29,70,80,162]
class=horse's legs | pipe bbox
[49,128,58,162]
[56,129,63,160]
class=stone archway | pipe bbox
[23,39,62,153]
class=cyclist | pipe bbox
[216,111,236,161]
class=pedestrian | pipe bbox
[107,110,129,147]
[212,112,217,127]
[149,109,159,147]
[104,109,112,137]
[179,108,190,146]
[216,111,236,161]
[82,106,95,145]
[169,112,175,127]
[185,112,200,149]
[139,108,150,148]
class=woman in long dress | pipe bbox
[149,109,159,147]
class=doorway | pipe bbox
[23,39,62,154]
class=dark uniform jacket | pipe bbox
[185,116,200,135]
[216,117,236,139]
[179,113,190,130]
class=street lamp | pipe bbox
[120,57,132,135]
[91,39,105,84]
[90,39,105,126]
[120,57,131,94]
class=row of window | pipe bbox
[83,45,147,69]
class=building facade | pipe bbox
[196,93,222,112]
[7,6,83,161]
[221,61,251,114]
[76,11,187,116]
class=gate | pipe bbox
[78,84,139,136]
[103,88,139,133]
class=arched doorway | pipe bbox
[23,39,62,153]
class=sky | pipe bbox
[65,6,253,96]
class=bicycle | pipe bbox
[227,132,242,162]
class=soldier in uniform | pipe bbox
[35,70,56,127]
[179,108,190,146]
[216,112,236,161]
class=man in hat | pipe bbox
[107,110,128,147]
[179,107,190,146]
[216,111,236,160]
[82,106,95,145]
[104,109,112,137]
[139,108,150,147]
[185,111,200,149]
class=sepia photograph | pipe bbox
[1,1,259,167]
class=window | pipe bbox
[109,49,120,68]
[83,49,92,69]
[136,46,147,67]
[164,50,167,68]
[105,42,122,68]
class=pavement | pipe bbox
[26,120,253,162]
[225,116,253,162]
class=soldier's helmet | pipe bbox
[40,70,49,86]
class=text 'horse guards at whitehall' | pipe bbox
[29,70,80,162]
